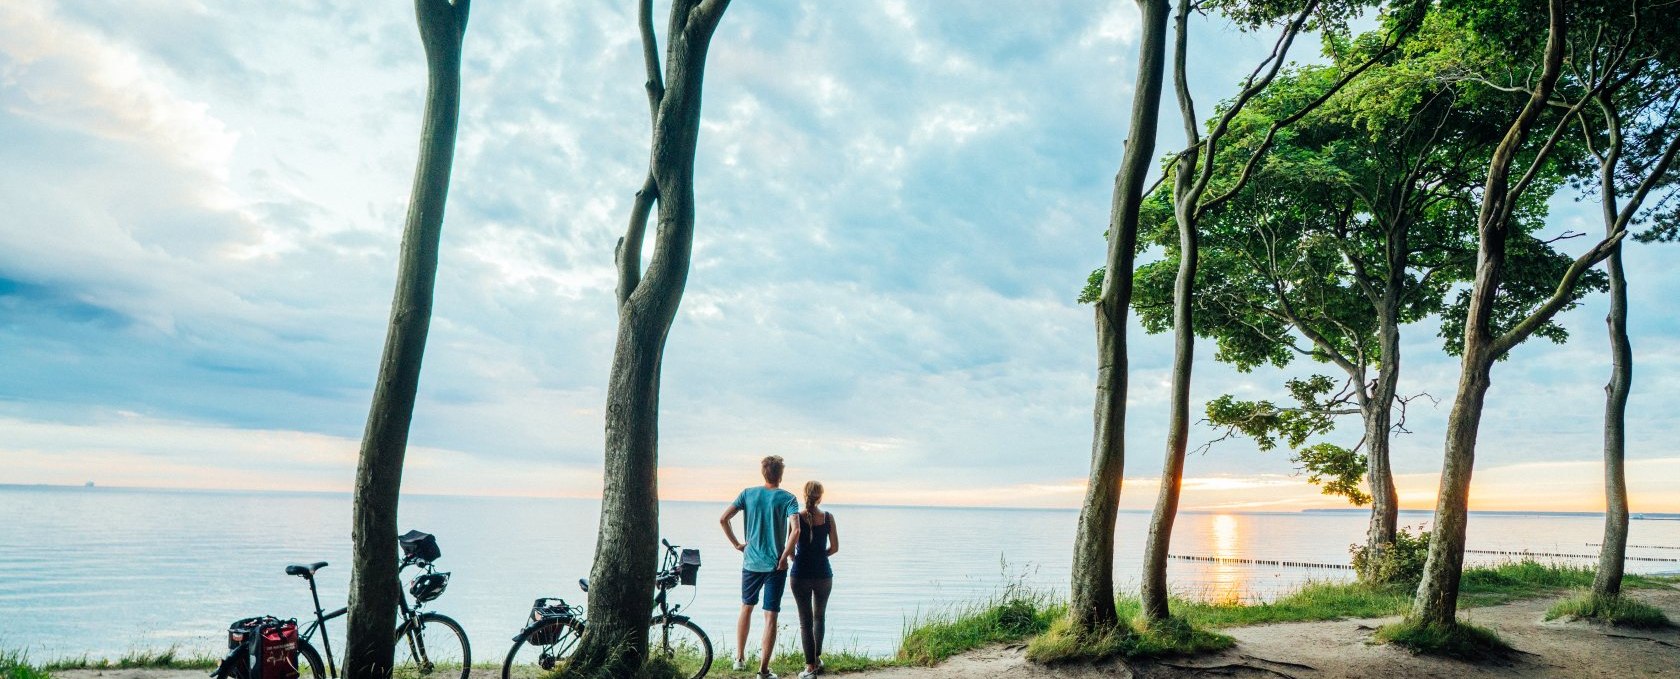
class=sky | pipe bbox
[1,0,1677,513]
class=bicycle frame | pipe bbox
[297,561,428,679]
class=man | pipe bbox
[720,455,800,679]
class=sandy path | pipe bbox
[52,586,1680,679]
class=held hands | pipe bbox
[733,542,745,552]
[776,555,790,571]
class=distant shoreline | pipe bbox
[3,483,1665,517]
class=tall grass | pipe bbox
[1,648,52,679]
[1546,591,1673,629]
[41,647,219,671]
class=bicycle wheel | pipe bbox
[501,618,583,679]
[294,639,327,679]
[647,616,711,679]
[394,612,471,679]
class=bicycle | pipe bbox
[217,530,471,679]
[502,539,711,679]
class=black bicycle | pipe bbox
[502,540,710,679]
[226,530,471,679]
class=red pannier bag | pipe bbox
[256,619,300,679]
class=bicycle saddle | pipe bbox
[286,561,329,577]
[578,578,589,593]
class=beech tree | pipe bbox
[1134,0,1419,621]
[1554,0,1680,602]
[1409,0,1680,629]
[1067,0,1172,639]
[566,0,731,674]
[344,1,469,677]
[1128,48,1589,582]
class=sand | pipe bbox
[52,584,1680,679]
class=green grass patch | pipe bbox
[2,648,53,679]
[1545,591,1673,629]
[1025,613,1233,664]
[40,647,219,671]
[1373,618,1511,660]
[897,590,1059,666]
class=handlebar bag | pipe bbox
[399,530,442,563]
[679,548,701,586]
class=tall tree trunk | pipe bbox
[567,1,729,674]
[1410,354,1491,624]
[1361,279,1403,578]
[1592,236,1631,598]
[1140,0,1200,622]
[1067,0,1170,637]
[344,2,469,678]
[1411,0,1564,627]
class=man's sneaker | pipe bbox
[732,657,747,672]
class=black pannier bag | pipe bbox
[679,548,701,586]
[526,598,576,646]
[399,530,441,563]
[409,571,450,603]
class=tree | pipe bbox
[1408,0,1680,628]
[1557,0,1680,601]
[1130,43,1589,582]
[1135,0,1416,621]
[343,1,469,677]
[566,0,731,674]
[1067,0,1172,639]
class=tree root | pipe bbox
[1603,633,1680,649]
[1158,662,1299,678]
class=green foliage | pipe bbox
[1545,592,1673,629]
[1,648,51,679]
[1350,526,1430,585]
[899,588,1059,666]
[1374,619,1512,660]
[1204,376,1369,505]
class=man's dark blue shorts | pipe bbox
[740,569,787,612]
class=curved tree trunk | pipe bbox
[1139,0,1201,622]
[1067,0,1170,637]
[566,1,730,674]
[1360,294,1402,579]
[1592,240,1631,597]
[344,2,469,677]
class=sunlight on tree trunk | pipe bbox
[344,2,469,677]
[1069,0,1170,637]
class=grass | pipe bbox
[1026,614,1234,664]
[40,647,220,671]
[1545,591,1674,629]
[2,648,52,679]
[1373,618,1512,660]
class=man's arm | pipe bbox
[776,514,799,571]
[719,504,744,552]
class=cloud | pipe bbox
[0,0,1676,514]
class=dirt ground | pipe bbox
[53,585,1680,679]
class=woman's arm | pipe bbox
[826,513,839,556]
[777,514,800,570]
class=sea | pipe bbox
[2,485,1676,661]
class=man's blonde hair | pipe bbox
[761,455,785,484]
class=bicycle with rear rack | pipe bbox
[502,539,710,679]
[214,530,471,679]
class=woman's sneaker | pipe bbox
[756,673,779,679]
[732,658,747,672]
[798,671,816,679]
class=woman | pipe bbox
[778,480,838,679]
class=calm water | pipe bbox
[2,485,1677,660]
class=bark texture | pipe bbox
[1412,0,1568,625]
[1593,241,1630,597]
[344,2,469,678]
[1140,0,1318,622]
[567,1,730,674]
[1067,0,1170,637]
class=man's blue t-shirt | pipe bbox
[733,486,800,572]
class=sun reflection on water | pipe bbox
[1207,513,1245,603]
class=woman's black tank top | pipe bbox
[790,511,833,579]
